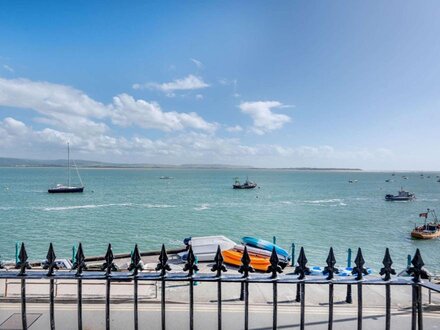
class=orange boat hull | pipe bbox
[411,230,440,239]
[222,249,271,271]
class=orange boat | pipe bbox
[222,249,271,271]
[411,209,440,240]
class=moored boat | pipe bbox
[48,143,84,193]
[233,177,257,189]
[411,209,440,239]
[385,188,415,201]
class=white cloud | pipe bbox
[226,125,243,132]
[239,101,291,134]
[110,93,217,132]
[0,76,216,134]
[133,75,209,96]
[195,94,203,100]
[3,65,14,73]
[190,58,204,69]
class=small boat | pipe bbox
[411,209,440,240]
[242,236,290,260]
[48,143,84,193]
[402,176,408,180]
[437,179,440,183]
[348,180,358,183]
[179,236,236,262]
[233,177,257,189]
[385,179,392,182]
[222,249,271,271]
[385,188,415,201]
[159,176,173,179]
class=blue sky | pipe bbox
[0,1,439,170]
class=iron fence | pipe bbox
[0,243,439,330]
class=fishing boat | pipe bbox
[48,143,84,193]
[233,177,257,189]
[411,209,440,239]
[385,188,415,201]
[222,249,271,271]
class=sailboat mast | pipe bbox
[67,143,70,187]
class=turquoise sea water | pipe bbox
[0,168,439,273]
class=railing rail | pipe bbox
[0,243,439,330]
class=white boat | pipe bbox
[48,143,84,193]
[179,236,237,261]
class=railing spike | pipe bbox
[101,243,117,276]
[43,243,59,277]
[294,247,309,280]
[211,245,227,277]
[183,245,199,277]
[72,243,87,276]
[155,244,171,277]
[15,242,31,276]
[267,246,282,279]
[238,246,254,278]
[407,248,429,283]
[352,248,368,280]
[323,247,339,280]
[379,248,396,281]
[128,244,143,276]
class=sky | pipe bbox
[0,1,440,170]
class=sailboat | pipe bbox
[48,143,84,193]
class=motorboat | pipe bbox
[233,177,257,189]
[385,188,415,201]
[411,209,440,239]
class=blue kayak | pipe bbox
[242,236,290,260]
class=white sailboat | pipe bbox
[48,143,84,193]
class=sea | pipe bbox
[0,168,439,274]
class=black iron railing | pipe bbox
[0,243,439,330]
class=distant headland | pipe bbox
[0,157,362,171]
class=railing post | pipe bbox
[294,247,309,330]
[346,248,352,304]
[352,248,368,330]
[268,247,282,330]
[72,243,87,330]
[16,243,31,330]
[43,243,59,330]
[129,244,143,330]
[324,247,338,330]
[211,245,227,330]
[156,244,171,330]
[102,244,116,330]
[380,248,395,330]
[183,245,199,330]
[238,247,254,330]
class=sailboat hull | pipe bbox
[48,186,84,193]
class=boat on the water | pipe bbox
[411,209,440,240]
[222,249,271,271]
[159,176,173,180]
[233,177,257,189]
[385,188,415,201]
[48,143,84,193]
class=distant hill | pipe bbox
[0,157,361,171]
